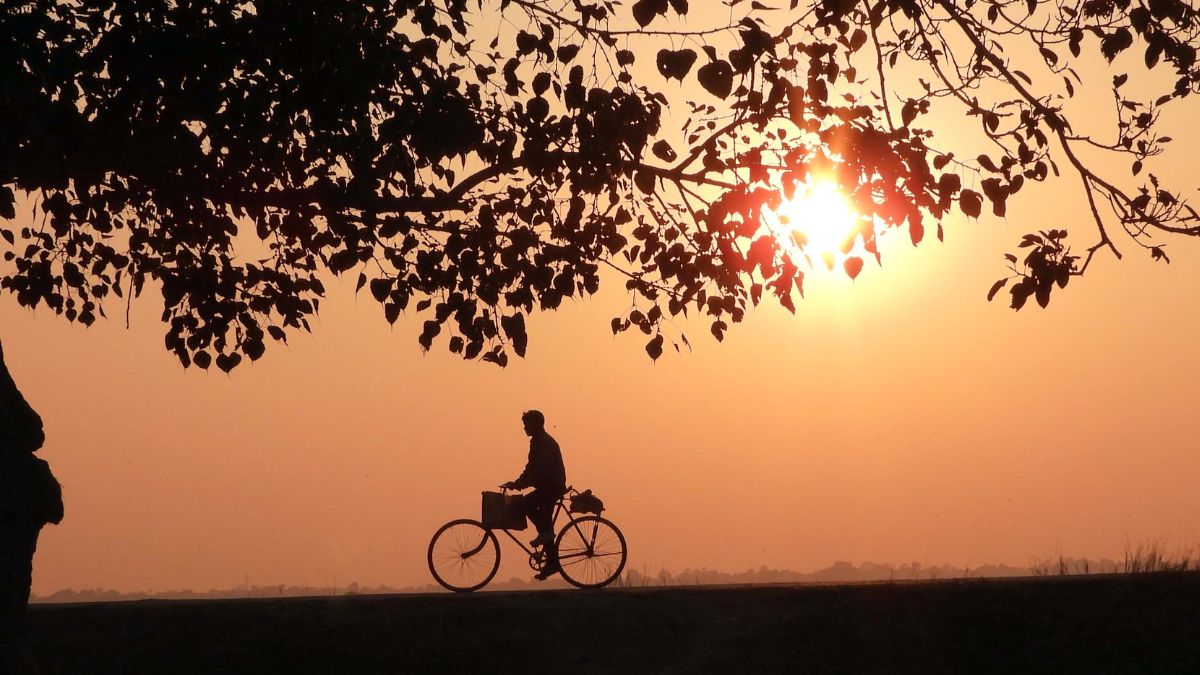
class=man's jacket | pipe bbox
[515,431,566,491]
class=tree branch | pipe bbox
[935,0,1124,261]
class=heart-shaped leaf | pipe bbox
[843,256,864,280]
[697,60,734,98]
[633,0,669,27]
[656,48,697,80]
[652,140,677,162]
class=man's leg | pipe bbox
[528,490,563,578]
[524,489,554,538]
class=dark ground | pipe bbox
[28,573,1200,674]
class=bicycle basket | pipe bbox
[569,489,604,514]
[481,491,527,530]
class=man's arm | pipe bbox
[506,442,540,489]
[508,463,534,489]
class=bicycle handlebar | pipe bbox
[497,484,576,495]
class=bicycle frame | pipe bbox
[492,488,599,561]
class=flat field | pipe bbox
[29,573,1200,674]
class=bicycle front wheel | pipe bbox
[427,519,501,592]
[555,515,627,589]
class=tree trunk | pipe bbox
[0,338,51,675]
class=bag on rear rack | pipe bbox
[569,489,604,514]
[481,491,527,530]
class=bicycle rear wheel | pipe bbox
[427,519,501,592]
[555,516,627,589]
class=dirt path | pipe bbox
[29,573,1200,674]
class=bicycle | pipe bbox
[427,486,628,592]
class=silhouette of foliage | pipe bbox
[2,0,1198,368]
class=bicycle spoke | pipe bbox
[555,516,626,588]
[428,520,500,592]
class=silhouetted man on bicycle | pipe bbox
[501,410,566,581]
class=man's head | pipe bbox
[521,409,545,436]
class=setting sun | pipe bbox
[772,180,861,271]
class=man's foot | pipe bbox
[534,561,561,581]
[529,531,554,548]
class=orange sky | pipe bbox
[6,6,1200,594]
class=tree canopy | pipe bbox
[3,0,1198,369]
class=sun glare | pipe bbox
[771,180,861,269]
